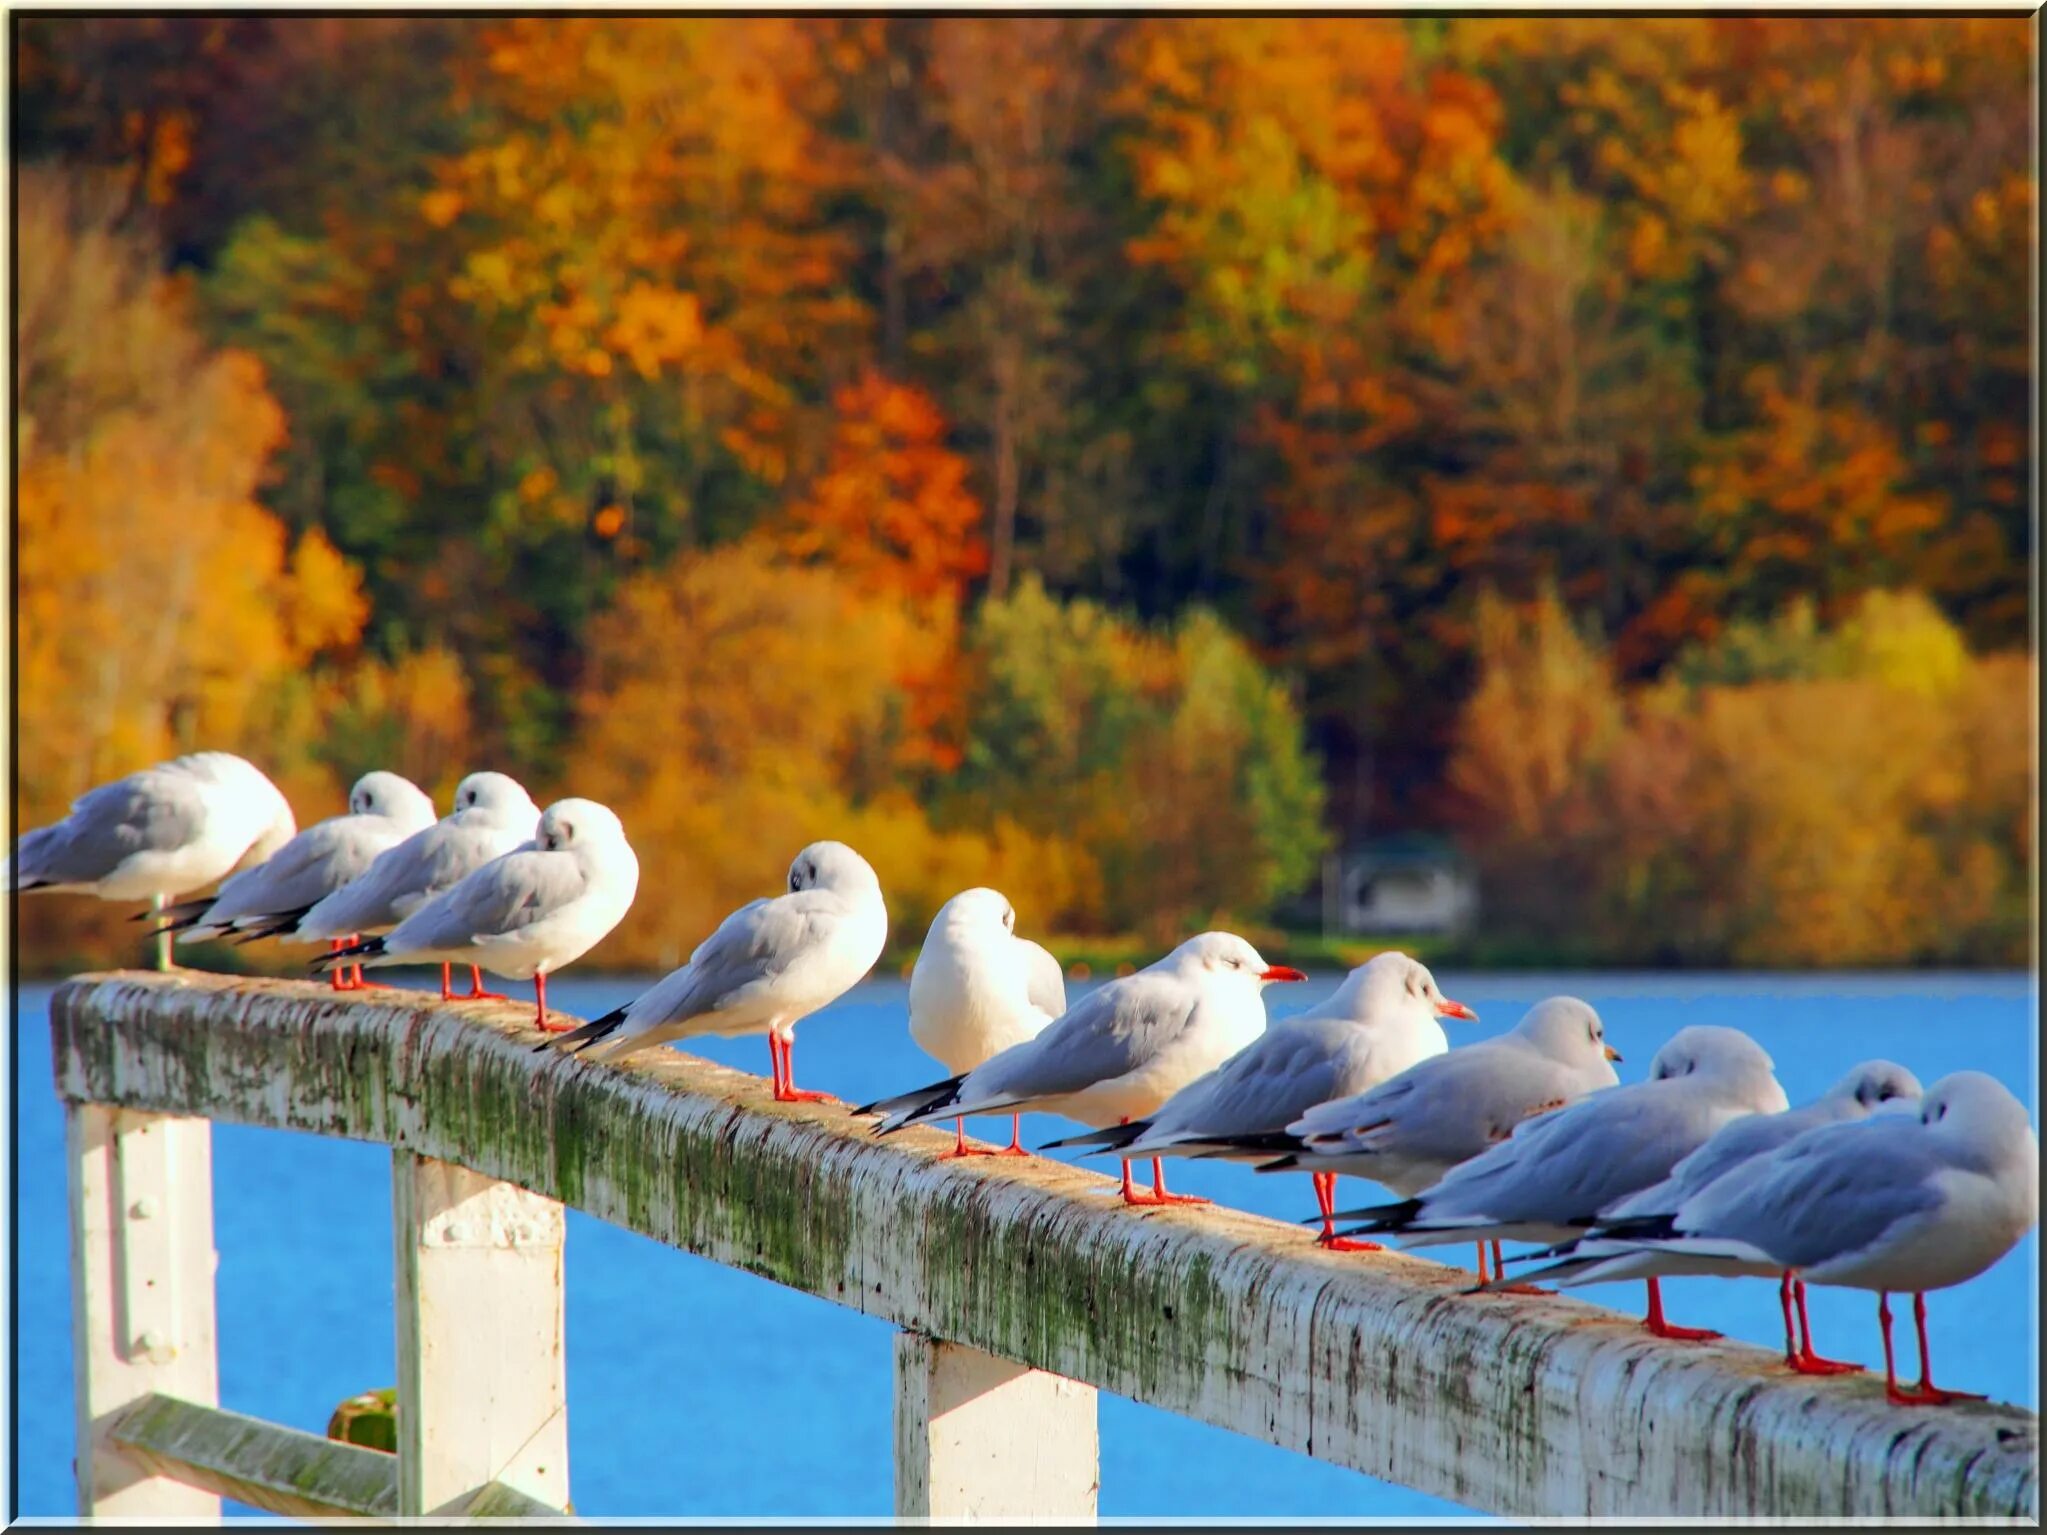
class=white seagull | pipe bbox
[316,797,639,1028]
[541,841,887,1103]
[1256,996,1622,1280]
[1571,1071,2036,1405]
[1333,1024,1787,1338]
[9,751,298,969]
[906,887,1067,1157]
[293,771,543,1000]
[158,770,436,988]
[1501,1059,1923,1374]
[1043,951,1477,1247]
[861,932,1306,1207]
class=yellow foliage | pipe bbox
[1451,586,2031,965]
[566,536,1099,967]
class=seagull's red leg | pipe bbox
[1119,1159,1143,1204]
[1778,1271,1800,1367]
[1888,1292,1984,1404]
[1312,1170,1381,1251]
[1878,1293,1907,1400]
[533,972,572,1033]
[341,935,395,990]
[1480,1237,1549,1296]
[1643,1276,1720,1341]
[1121,1157,1209,1208]
[772,1032,833,1103]
[1789,1276,1863,1375]
[462,965,511,1001]
[439,962,455,1002]
[996,1112,1030,1157]
[328,939,348,991]
[939,1115,997,1159]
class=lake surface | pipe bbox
[12,968,2038,1518]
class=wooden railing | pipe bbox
[51,970,2039,1520]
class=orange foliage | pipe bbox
[17,171,366,806]
[779,373,988,604]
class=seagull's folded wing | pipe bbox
[955,973,1197,1115]
[1019,937,1069,1020]
[21,770,210,886]
[386,846,579,955]
[1137,1021,1349,1148]
[1668,1117,1945,1274]
[622,891,839,1033]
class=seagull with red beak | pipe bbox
[862,932,1306,1207]
[1042,951,1477,1248]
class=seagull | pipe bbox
[539,841,887,1102]
[1332,1024,1788,1338]
[315,797,639,1028]
[1497,1059,1923,1374]
[906,887,1067,1157]
[155,771,436,989]
[291,772,542,1001]
[1042,951,1476,1248]
[860,932,1306,1207]
[1567,1071,2036,1404]
[9,751,298,970]
[1252,996,1622,1280]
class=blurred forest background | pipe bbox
[13,16,2035,969]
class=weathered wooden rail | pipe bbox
[52,969,2039,1519]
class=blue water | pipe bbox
[12,969,2038,1517]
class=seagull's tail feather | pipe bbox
[1477,1254,1607,1292]
[1040,1121,1148,1154]
[535,1005,628,1056]
[231,906,316,944]
[1314,1196,1424,1232]
[1254,1153,1302,1173]
[1187,1131,1305,1160]
[1581,1212,1679,1244]
[132,896,213,926]
[310,935,385,973]
[856,1075,969,1134]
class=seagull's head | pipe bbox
[789,841,882,900]
[1918,1072,2039,1196]
[1649,1025,1787,1112]
[1166,931,1306,987]
[1339,950,1477,1024]
[538,798,627,853]
[1830,1059,1924,1116]
[350,771,437,832]
[453,771,542,829]
[1515,996,1623,1076]
[933,886,1016,937]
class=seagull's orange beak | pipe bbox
[1260,965,1308,983]
[1604,1042,1624,1062]
[1435,997,1479,1021]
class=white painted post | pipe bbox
[894,1331,1099,1520]
[66,1104,222,1517]
[391,1151,570,1515]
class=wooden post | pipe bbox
[66,1104,221,1516]
[895,1331,1099,1520]
[392,1151,569,1515]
